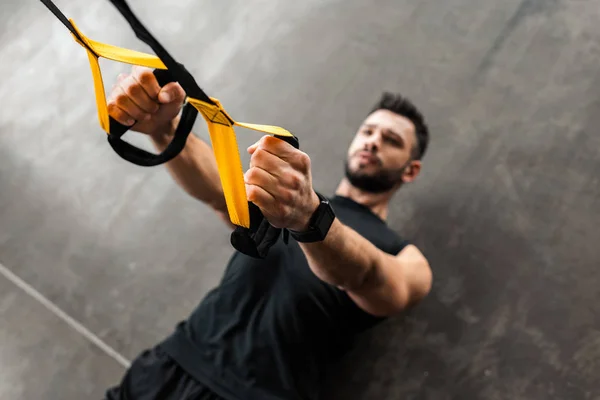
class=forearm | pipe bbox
[298,218,386,291]
[242,135,431,316]
[150,118,227,215]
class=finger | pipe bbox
[244,166,279,198]
[119,75,159,114]
[246,183,277,216]
[131,66,161,102]
[250,145,308,192]
[108,74,127,103]
[107,101,135,126]
[259,135,311,174]
[113,84,152,122]
[247,141,259,155]
[256,135,297,161]
[158,82,186,104]
[249,146,287,178]
[117,72,128,84]
[248,135,292,155]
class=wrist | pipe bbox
[289,192,336,243]
[294,190,321,232]
[149,117,179,149]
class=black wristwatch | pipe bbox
[289,192,336,243]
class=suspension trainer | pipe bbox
[40,0,300,258]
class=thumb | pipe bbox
[158,82,186,104]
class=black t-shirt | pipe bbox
[160,195,410,400]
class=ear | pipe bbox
[401,160,421,183]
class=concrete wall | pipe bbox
[1,0,599,398]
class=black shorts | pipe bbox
[105,345,225,400]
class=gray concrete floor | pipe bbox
[1,0,600,398]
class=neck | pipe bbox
[335,178,395,220]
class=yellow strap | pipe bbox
[187,97,293,227]
[69,20,167,133]
[67,19,294,229]
[234,122,294,138]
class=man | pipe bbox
[105,66,433,400]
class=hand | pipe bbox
[245,135,320,231]
[107,66,186,138]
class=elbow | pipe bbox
[406,257,433,308]
[376,255,434,316]
[344,250,433,318]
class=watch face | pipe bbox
[316,203,334,228]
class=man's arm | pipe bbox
[298,218,432,316]
[107,66,233,229]
[150,120,233,229]
[244,135,432,316]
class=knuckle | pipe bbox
[114,93,129,108]
[280,189,294,204]
[251,148,265,163]
[298,152,311,172]
[137,70,155,86]
[259,135,272,147]
[276,202,288,218]
[108,105,127,123]
[137,73,152,86]
[124,82,141,98]
[288,173,302,190]
[246,168,259,183]
[299,151,310,166]
[107,103,119,117]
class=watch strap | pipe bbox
[289,192,335,243]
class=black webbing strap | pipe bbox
[40,0,199,167]
[40,0,299,258]
[40,0,92,53]
[107,0,216,106]
[105,0,298,258]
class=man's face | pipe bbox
[344,109,421,193]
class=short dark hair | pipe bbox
[369,92,429,160]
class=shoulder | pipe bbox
[326,194,410,255]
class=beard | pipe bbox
[344,158,406,194]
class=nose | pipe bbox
[363,131,382,152]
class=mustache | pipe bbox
[352,148,383,166]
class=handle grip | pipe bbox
[274,134,299,149]
[108,69,175,138]
[107,68,198,167]
[229,133,300,259]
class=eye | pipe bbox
[384,135,403,147]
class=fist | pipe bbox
[244,135,320,232]
[107,66,186,137]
